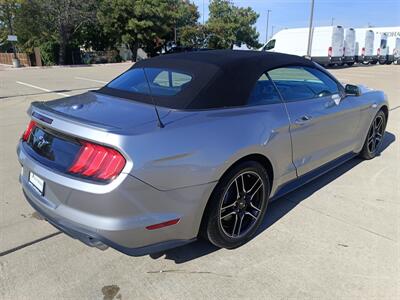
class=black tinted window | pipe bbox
[268,66,339,102]
[263,39,276,51]
[107,68,192,96]
[248,74,281,106]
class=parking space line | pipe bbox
[75,77,108,84]
[16,81,70,97]
[0,231,61,257]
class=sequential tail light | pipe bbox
[69,141,126,181]
[22,120,37,141]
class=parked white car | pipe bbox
[261,26,345,66]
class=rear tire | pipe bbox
[202,161,270,249]
[347,62,354,67]
[359,110,387,160]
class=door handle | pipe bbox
[295,115,312,125]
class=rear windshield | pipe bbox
[107,68,192,96]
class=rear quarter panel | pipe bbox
[124,104,295,194]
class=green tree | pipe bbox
[0,0,21,55]
[98,0,172,60]
[13,0,96,64]
[98,0,200,59]
[179,24,207,48]
[41,0,97,64]
[206,0,260,49]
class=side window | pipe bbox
[263,39,276,51]
[153,71,192,88]
[304,67,340,96]
[268,66,339,102]
[247,73,281,106]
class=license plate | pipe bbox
[29,172,45,195]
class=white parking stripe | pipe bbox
[75,77,108,84]
[16,81,70,97]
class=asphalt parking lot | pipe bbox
[0,63,399,299]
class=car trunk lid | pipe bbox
[34,91,168,131]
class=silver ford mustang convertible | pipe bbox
[17,50,389,255]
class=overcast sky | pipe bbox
[193,0,400,43]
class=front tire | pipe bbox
[359,110,387,160]
[202,161,270,249]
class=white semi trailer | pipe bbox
[260,26,345,66]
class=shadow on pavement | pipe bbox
[149,132,395,264]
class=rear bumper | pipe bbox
[343,56,355,63]
[17,141,216,255]
[23,189,194,255]
[379,55,394,63]
[312,56,343,65]
[355,55,374,63]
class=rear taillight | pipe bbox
[22,120,36,141]
[362,47,365,56]
[68,141,126,181]
[377,48,381,55]
[328,46,332,57]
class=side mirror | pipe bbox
[345,84,361,96]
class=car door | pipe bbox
[246,73,298,187]
[267,66,361,176]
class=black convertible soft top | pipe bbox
[101,50,317,109]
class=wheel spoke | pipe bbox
[370,139,376,152]
[221,202,236,211]
[245,211,258,220]
[234,178,240,199]
[250,202,261,212]
[376,117,383,132]
[240,174,246,193]
[250,181,263,201]
[248,178,261,195]
[237,214,244,236]
[221,211,236,220]
[368,134,375,146]
[231,214,238,236]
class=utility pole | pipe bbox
[266,10,271,42]
[203,0,205,25]
[331,17,334,26]
[306,0,315,58]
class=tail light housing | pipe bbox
[22,120,36,141]
[377,48,381,55]
[68,141,126,181]
[362,47,365,56]
[328,46,333,57]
